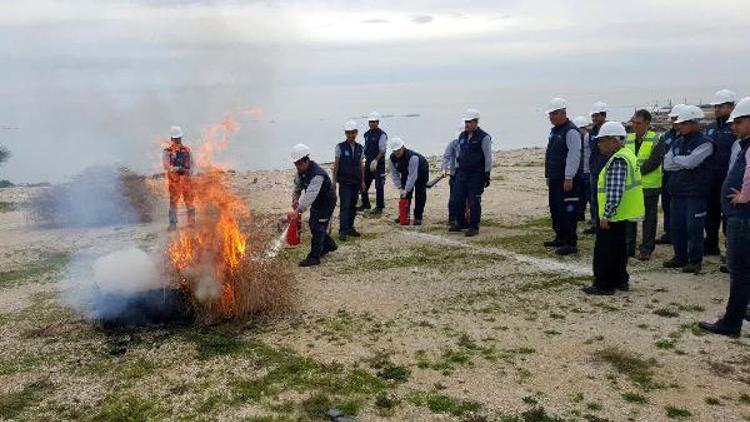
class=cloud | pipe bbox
[411,15,433,24]
[361,18,389,24]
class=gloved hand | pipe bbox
[399,189,407,198]
[484,172,491,188]
[369,160,378,173]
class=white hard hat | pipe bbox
[674,105,705,124]
[368,112,382,122]
[572,116,590,128]
[545,98,567,114]
[727,97,750,123]
[590,101,609,115]
[343,120,358,131]
[710,89,737,106]
[290,144,311,163]
[387,137,405,151]
[463,108,481,121]
[668,104,687,118]
[595,121,627,140]
[170,126,183,139]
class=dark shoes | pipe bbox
[663,258,687,269]
[637,252,651,262]
[413,219,422,226]
[339,234,348,242]
[704,246,721,256]
[349,229,361,237]
[583,227,596,235]
[298,257,320,267]
[582,286,615,296]
[720,265,729,274]
[544,239,564,248]
[465,228,479,237]
[448,225,463,232]
[555,245,578,256]
[682,263,702,274]
[367,208,383,216]
[697,320,741,338]
[394,218,402,224]
[321,243,338,257]
[615,283,630,292]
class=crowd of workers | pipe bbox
[162,90,750,339]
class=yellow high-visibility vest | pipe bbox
[624,130,662,189]
[597,147,646,222]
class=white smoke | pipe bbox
[91,248,162,295]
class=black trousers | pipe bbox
[338,183,359,235]
[361,160,385,210]
[704,169,727,252]
[723,217,750,330]
[548,178,580,246]
[661,173,672,240]
[593,221,629,290]
[404,177,428,220]
[626,192,660,255]
[308,206,336,261]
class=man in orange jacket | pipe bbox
[163,126,196,231]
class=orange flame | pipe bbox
[164,114,248,318]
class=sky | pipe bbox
[1,0,750,183]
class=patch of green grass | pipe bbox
[738,393,750,404]
[185,329,245,359]
[671,303,705,313]
[497,406,564,422]
[665,405,691,419]
[341,244,501,274]
[89,395,163,421]
[374,391,400,416]
[376,365,411,383]
[621,392,649,404]
[704,396,721,406]
[653,308,680,318]
[517,275,589,292]
[0,380,53,419]
[475,233,548,256]
[0,201,17,212]
[411,393,482,417]
[0,252,70,287]
[594,347,660,390]
[655,339,677,350]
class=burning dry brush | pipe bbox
[166,168,297,324]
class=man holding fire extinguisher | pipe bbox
[290,144,338,267]
[389,137,429,225]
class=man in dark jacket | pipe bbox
[333,120,366,241]
[663,106,714,274]
[360,112,388,215]
[291,144,338,267]
[389,137,430,225]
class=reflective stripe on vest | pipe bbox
[624,130,662,189]
[597,147,646,222]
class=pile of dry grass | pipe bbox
[27,166,159,227]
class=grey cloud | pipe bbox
[361,18,389,24]
[411,15,433,24]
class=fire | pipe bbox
[164,114,249,318]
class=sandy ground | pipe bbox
[1,148,749,421]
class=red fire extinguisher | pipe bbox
[399,198,411,226]
[286,211,302,247]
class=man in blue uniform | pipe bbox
[699,97,750,337]
[333,120,365,241]
[360,112,388,215]
[656,104,686,245]
[389,138,430,225]
[663,105,714,274]
[703,89,737,256]
[543,98,583,256]
[291,144,338,267]
[450,109,493,237]
[442,122,464,227]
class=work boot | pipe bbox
[663,258,687,268]
[543,239,564,248]
[582,285,615,296]
[413,219,422,226]
[168,223,178,232]
[697,320,740,338]
[348,229,361,237]
[339,234,348,242]
[448,224,463,232]
[465,228,479,237]
[555,245,578,256]
[368,208,383,216]
[682,263,702,274]
[394,217,402,224]
[720,265,729,274]
[298,257,320,267]
[637,252,651,262]
[321,243,338,257]
[615,283,630,292]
